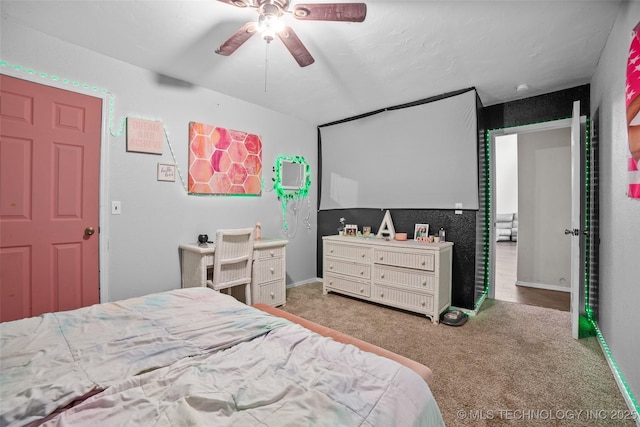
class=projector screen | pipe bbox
[319,89,479,210]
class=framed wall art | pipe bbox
[157,163,176,182]
[127,117,164,154]
[188,121,262,195]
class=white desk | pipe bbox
[180,238,288,307]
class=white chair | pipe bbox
[206,228,255,305]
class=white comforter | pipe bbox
[0,288,444,426]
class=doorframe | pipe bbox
[1,68,112,303]
[488,117,585,302]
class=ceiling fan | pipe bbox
[215,1,367,67]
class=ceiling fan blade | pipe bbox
[216,22,257,56]
[216,0,257,7]
[291,3,366,22]
[278,26,315,67]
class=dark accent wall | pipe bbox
[483,85,590,129]
[315,85,590,312]
[316,209,477,309]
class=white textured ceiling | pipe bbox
[1,0,622,125]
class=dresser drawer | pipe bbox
[325,242,372,262]
[374,249,434,271]
[254,280,286,307]
[324,273,370,297]
[374,265,435,292]
[253,246,285,260]
[372,284,434,313]
[253,258,284,283]
[324,257,371,280]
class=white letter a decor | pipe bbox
[376,210,396,239]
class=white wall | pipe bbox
[495,134,518,215]
[1,21,318,302]
[517,127,571,291]
[590,2,640,405]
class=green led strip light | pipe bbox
[0,60,125,137]
[0,60,197,190]
[484,118,638,415]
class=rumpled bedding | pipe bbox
[0,288,289,426]
[1,288,444,427]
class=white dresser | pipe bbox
[179,238,288,307]
[322,235,453,323]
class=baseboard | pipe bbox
[515,280,571,293]
[287,277,322,288]
[593,322,640,426]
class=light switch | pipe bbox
[112,201,122,215]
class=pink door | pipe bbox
[0,75,102,322]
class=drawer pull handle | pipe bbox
[360,271,364,275]
[422,281,427,286]
[329,264,334,269]
[361,253,366,257]
[360,288,364,293]
[330,249,334,253]
[422,261,426,266]
[270,268,275,273]
[270,292,275,298]
[421,301,426,306]
[380,292,384,298]
[270,251,274,257]
[379,256,384,261]
[329,281,333,285]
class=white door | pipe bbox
[569,100,581,339]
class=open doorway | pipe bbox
[492,128,571,312]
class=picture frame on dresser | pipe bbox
[414,224,429,239]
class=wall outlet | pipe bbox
[455,202,462,215]
[112,201,121,215]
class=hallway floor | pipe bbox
[495,241,571,311]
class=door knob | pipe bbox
[85,226,95,236]
[564,228,579,236]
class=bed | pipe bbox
[0,287,444,426]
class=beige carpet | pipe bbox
[281,282,634,426]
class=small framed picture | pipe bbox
[414,224,429,240]
[344,224,358,237]
[157,163,176,182]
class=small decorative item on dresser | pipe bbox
[362,226,372,237]
[438,227,446,242]
[414,224,429,240]
[197,234,208,245]
[344,224,358,236]
[394,233,407,241]
[255,222,262,240]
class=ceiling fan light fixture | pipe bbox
[257,12,284,42]
[232,0,250,7]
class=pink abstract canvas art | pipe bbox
[188,122,262,195]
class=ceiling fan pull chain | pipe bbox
[264,42,269,93]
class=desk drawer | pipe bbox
[255,280,285,307]
[253,258,284,283]
[254,246,285,260]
